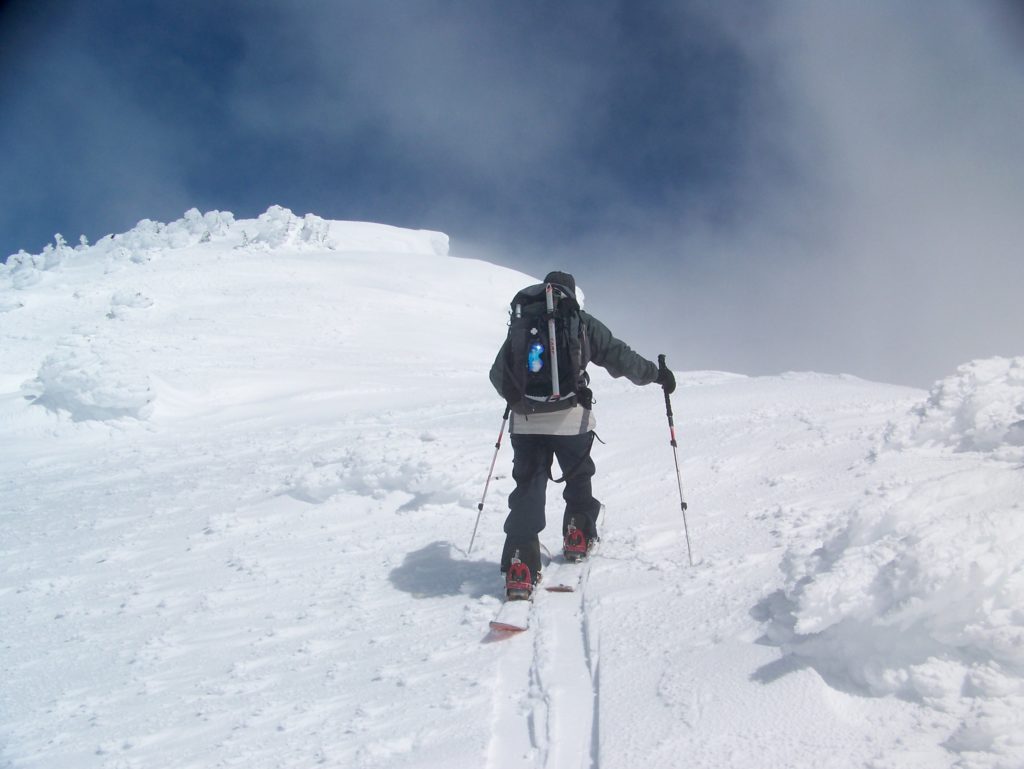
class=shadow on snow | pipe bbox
[389,540,500,600]
[749,589,865,697]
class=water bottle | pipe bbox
[528,341,544,372]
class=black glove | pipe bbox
[578,386,594,409]
[656,361,676,394]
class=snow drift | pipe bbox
[21,335,155,422]
[770,359,1024,765]
[890,356,1024,459]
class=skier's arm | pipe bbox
[583,312,658,385]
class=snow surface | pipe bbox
[2,207,1023,769]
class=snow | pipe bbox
[769,362,1024,766]
[2,206,1023,768]
[888,357,1024,459]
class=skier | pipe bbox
[489,270,675,599]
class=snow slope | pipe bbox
[2,207,1022,769]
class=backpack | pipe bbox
[498,281,591,414]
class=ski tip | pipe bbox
[544,584,576,593]
[489,620,528,633]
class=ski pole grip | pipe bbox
[658,354,674,418]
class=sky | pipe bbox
[2,1,1023,387]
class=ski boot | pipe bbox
[563,517,597,563]
[505,550,537,601]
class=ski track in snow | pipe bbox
[3,208,1023,769]
[485,558,599,769]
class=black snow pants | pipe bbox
[500,431,602,572]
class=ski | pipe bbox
[489,551,596,632]
[488,510,605,633]
[544,539,600,593]
[489,555,564,633]
[489,596,532,633]
[544,561,585,593]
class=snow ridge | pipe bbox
[1,205,449,292]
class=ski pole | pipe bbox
[659,354,694,566]
[469,404,511,555]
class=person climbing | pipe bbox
[488,270,675,599]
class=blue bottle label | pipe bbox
[528,342,544,372]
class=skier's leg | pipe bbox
[553,432,602,540]
[501,434,552,575]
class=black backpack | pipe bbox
[498,282,591,414]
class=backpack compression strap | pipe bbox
[549,431,605,484]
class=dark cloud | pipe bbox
[2,1,751,248]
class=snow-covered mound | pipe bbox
[766,358,1024,766]
[21,336,155,422]
[2,208,1023,769]
[1,205,459,423]
[889,356,1024,459]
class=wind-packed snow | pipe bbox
[2,207,1022,769]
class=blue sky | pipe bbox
[3,1,1023,386]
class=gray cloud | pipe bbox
[226,4,604,188]
[539,3,1024,387]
